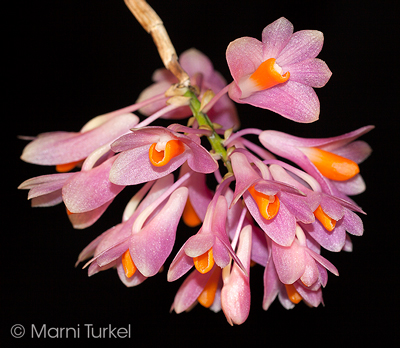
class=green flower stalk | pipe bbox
[185,89,233,174]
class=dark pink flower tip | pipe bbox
[226,17,332,123]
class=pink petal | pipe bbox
[332,140,372,164]
[19,172,73,193]
[152,67,176,83]
[284,58,332,87]
[182,138,218,174]
[268,164,321,211]
[279,191,315,224]
[68,200,112,229]
[93,222,132,266]
[234,80,320,123]
[109,145,190,185]
[221,226,251,325]
[251,225,269,267]
[277,30,324,67]
[342,209,364,236]
[20,113,139,165]
[167,243,194,282]
[110,127,217,185]
[19,173,74,207]
[116,261,147,287]
[63,156,124,213]
[244,192,296,246]
[293,282,323,307]
[111,127,170,153]
[136,81,172,117]
[261,17,294,59]
[342,234,353,252]
[226,37,263,82]
[300,252,319,287]
[131,174,174,218]
[171,269,213,314]
[301,220,346,252]
[230,151,262,205]
[184,233,216,257]
[88,260,116,277]
[320,195,345,221]
[331,174,366,196]
[306,248,339,276]
[130,187,188,277]
[183,167,213,221]
[277,284,296,309]
[262,126,374,151]
[209,196,246,272]
[272,239,306,284]
[213,237,231,269]
[255,180,302,197]
[317,263,329,287]
[97,240,129,268]
[31,190,63,207]
[225,188,245,240]
[262,256,280,310]
[179,48,214,80]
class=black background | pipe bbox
[5,0,399,345]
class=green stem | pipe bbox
[185,90,233,174]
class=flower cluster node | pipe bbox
[19,14,372,326]
[165,83,190,97]
[166,95,192,107]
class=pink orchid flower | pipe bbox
[267,276,325,309]
[263,251,295,310]
[76,177,174,283]
[178,162,213,228]
[221,225,252,325]
[171,203,253,316]
[167,195,244,282]
[263,229,330,309]
[170,265,223,314]
[77,174,188,283]
[259,126,372,249]
[259,126,374,196]
[268,163,364,252]
[109,125,218,185]
[18,156,124,229]
[230,151,313,246]
[300,209,364,252]
[128,186,188,277]
[20,113,139,172]
[226,17,332,123]
[18,172,74,207]
[18,171,114,229]
[136,48,240,130]
[271,224,338,286]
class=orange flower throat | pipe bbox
[149,139,185,167]
[248,185,280,220]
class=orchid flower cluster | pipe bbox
[19,8,373,326]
